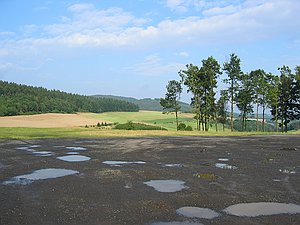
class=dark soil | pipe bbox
[0,135,300,225]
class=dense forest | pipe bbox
[0,81,139,116]
[161,53,300,132]
[93,95,192,112]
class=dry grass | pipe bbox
[0,113,104,128]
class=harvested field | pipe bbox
[0,113,105,128]
[0,135,300,225]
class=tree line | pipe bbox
[0,81,139,116]
[160,54,300,132]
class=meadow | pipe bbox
[0,111,297,139]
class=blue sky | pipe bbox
[0,0,300,102]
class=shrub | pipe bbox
[114,122,167,130]
[178,123,186,131]
[185,125,193,131]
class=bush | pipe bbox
[115,121,167,130]
[178,123,193,131]
[185,125,193,131]
[178,123,186,131]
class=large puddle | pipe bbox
[223,202,300,217]
[3,168,79,185]
[151,222,203,225]
[57,155,91,162]
[176,207,220,219]
[215,163,237,170]
[144,180,188,193]
[102,161,146,166]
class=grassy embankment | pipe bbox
[0,111,298,139]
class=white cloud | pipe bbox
[178,51,189,57]
[127,55,184,76]
[1,1,300,55]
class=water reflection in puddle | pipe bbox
[67,152,80,155]
[151,222,204,225]
[144,180,188,193]
[279,169,296,174]
[177,207,220,219]
[16,146,35,152]
[33,151,53,157]
[223,202,300,217]
[3,168,79,185]
[57,155,91,162]
[103,161,146,166]
[218,158,229,162]
[161,163,183,168]
[215,163,237,170]
[66,147,86,151]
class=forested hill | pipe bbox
[0,81,139,116]
[92,95,192,112]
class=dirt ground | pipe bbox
[0,113,103,128]
[0,135,300,225]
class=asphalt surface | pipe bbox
[0,135,300,225]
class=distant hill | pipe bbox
[92,95,192,112]
[0,81,139,116]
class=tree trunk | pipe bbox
[222,122,225,131]
[256,98,259,132]
[262,105,265,132]
[231,80,234,132]
[175,111,179,131]
[275,103,278,132]
[215,112,218,132]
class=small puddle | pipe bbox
[177,207,220,219]
[57,155,91,162]
[67,152,80,155]
[151,222,204,225]
[215,163,237,170]
[66,147,86,151]
[33,151,53,157]
[223,202,300,217]
[279,169,296,174]
[218,158,229,162]
[161,163,183,168]
[3,168,79,185]
[144,180,188,193]
[102,161,146,166]
[16,146,35,152]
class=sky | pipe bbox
[0,0,300,102]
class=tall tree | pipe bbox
[217,90,229,131]
[201,56,221,131]
[268,73,280,132]
[236,73,254,131]
[276,66,300,132]
[160,80,182,131]
[223,53,242,131]
[179,64,204,130]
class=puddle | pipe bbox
[57,155,91,162]
[67,152,80,155]
[218,158,229,162]
[16,146,35,152]
[215,163,237,170]
[66,147,86,151]
[33,151,53,157]
[102,161,146,166]
[3,168,79,185]
[223,202,300,217]
[29,145,41,148]
[177,207,220,219]
[273,179,281,182]
[151,222,203,225]
[279,169,296,174]
[144,180,188,193]
[0,162,6,169]
[162,163,183,168]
